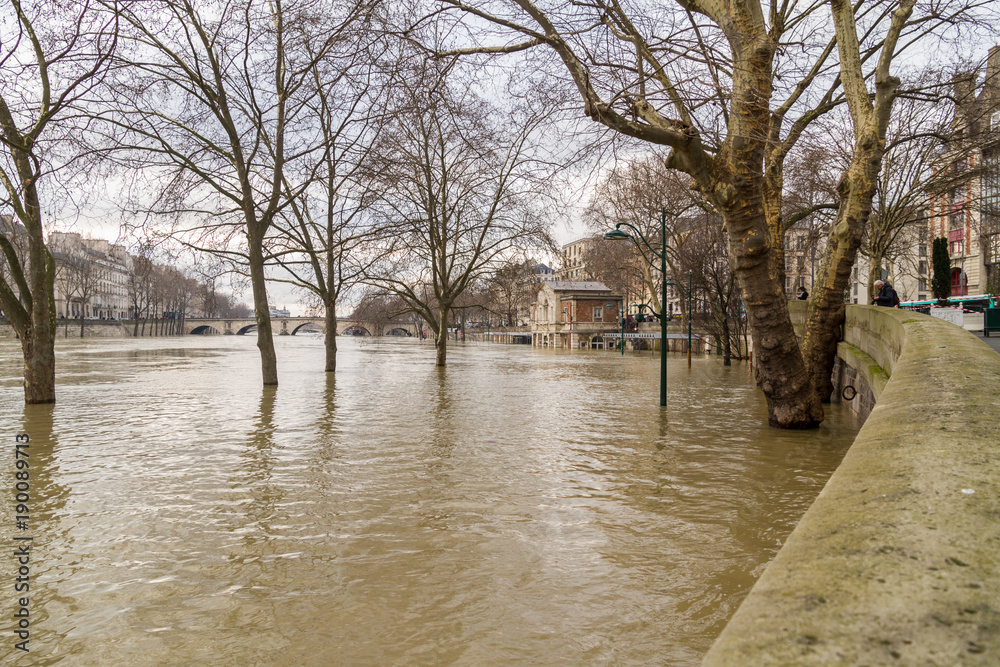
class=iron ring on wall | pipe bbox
[842,385,857,401]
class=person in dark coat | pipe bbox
[872,280,899,307]
[796,286,809,300]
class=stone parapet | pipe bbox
[703,305,1000,665]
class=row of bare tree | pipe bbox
[2,0,998,430]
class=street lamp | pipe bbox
[604,207,673,407]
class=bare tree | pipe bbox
[126,245,154,335]
[584,155,701,330]
[349,288,405,336]
[482,258,539,327]
[0,0,117,402]
[366,59,556,366]
[437,0,996,427]
[269,15,391,371]
[102,0,359,383]
[676,214,745,365]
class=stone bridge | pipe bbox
[182,317,418,337]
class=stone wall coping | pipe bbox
[703,305,1000,665]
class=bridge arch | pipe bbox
[387,327,412,337]
[291,322,324,335]
[236,324,258,335]
[190,325,222,335]
[342,325,371,336]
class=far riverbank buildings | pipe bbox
[928,46,1000,297]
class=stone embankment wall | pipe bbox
[1,321,134,338]
[704,305,1000,665]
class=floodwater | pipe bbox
[0,335,858,665]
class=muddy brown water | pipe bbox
[0,336,858,665]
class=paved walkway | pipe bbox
[972,331,1000,354]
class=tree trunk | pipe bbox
[21,200,56,404]
[22,318,55,404]
[722,317,732,366]
[719,183,824,428]
[248,239,278,385]
[803,156,877,403]
[436,305,449,366]
[324,300,338,372]
[866,259,883,305]
[80,312,86,338]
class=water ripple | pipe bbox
[0,336,857,665]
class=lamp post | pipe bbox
[688,269,693,368]
[604,207,673,407]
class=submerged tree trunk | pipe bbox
[324,300,338,372]
[21,257,56,404]
[720,189,823,427]
[721,317,732,366]
[436,305,449,367]
[248,239,278,385]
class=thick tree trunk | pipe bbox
[719,183,824,428]
[803,156,877,402]
[22,322,55,404]
[704,40,822,428]
[19,235,57,404]
[21,202,56,404]
[248,240,278,385]
[324,301,338,372]
[436,305,449,366]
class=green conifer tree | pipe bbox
[931,237,952,302]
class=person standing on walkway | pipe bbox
[796,286,809,300]
[872,280,899,307]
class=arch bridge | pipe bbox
[182,317,417,337]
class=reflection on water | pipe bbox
[0,336,858,665]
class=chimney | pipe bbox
[984,46,1000,113]
[986,45,1000,90]
[953,71,976,107]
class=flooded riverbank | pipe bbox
[0,336,858,665]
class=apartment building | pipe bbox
[49,231,131,319]
[927,47,1000,297]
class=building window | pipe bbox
[918,261,927,274]
[987,234,1000,265]
[593,307,602,321]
